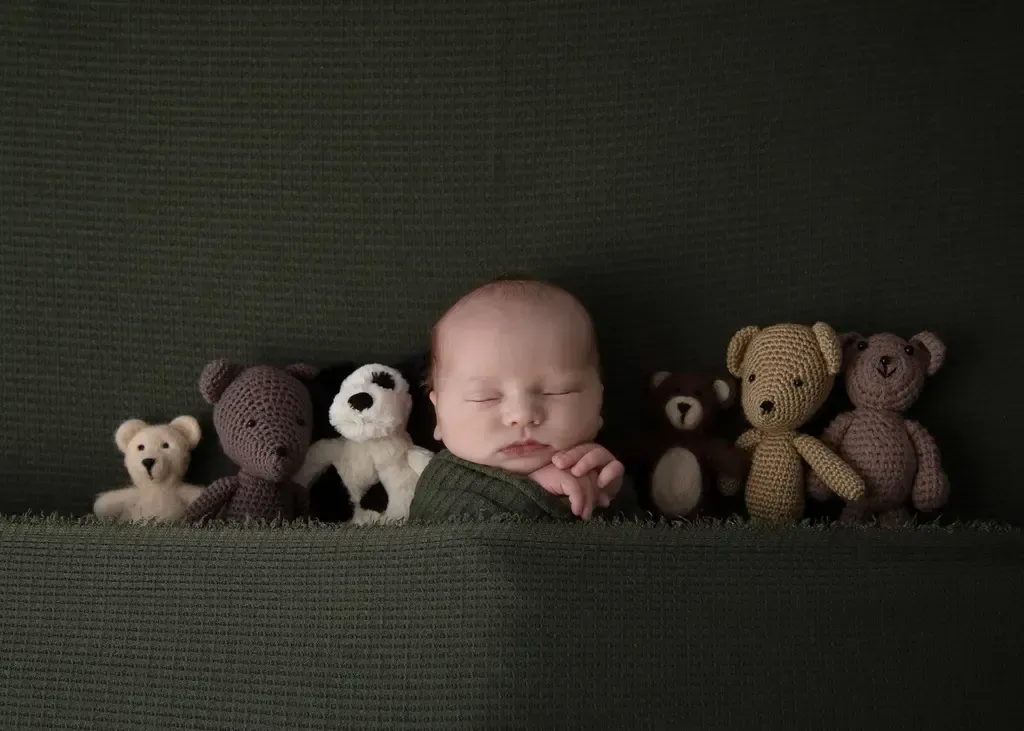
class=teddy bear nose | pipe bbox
[142,458,156,470]
[676,402,691,416]
[760,400,774,414]
[274,445,288,459]
[880,355,891,366]
[348,392,374,412]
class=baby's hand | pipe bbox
[551,443,624,504]
[529,463,601,520]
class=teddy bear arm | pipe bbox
[406,446,434,476]
[905,419,949,511]
[181,478,237,522]
[703,438,750,480]
[735,429,762,451]
[793,434,865,502]
[93,487,137,520]
[175,483,205,506]
[821,411,856,450]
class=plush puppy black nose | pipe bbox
[348,392,373,412]
[274,445,288,459]
[760,400,774,414]
[880,356,891,366]
[677,402,691,416]
[142,458,156,471]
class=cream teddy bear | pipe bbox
[93,416,204,522]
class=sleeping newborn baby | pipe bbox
[409,277,625,521]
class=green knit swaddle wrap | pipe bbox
[409,450,580,521]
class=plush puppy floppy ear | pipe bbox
[811,322,842,376]
[199,359,245,405]
[650,371,672,390]
[712,373,737,409]
[115,419,147,453]
[284,363,318,382]
[909,331,946,376]
[726,326,760,378]
[169,415,202,450]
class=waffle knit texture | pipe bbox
[182,362,315,522]
[727,323,865,522]
[1,516,1022,730]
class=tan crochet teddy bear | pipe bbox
[725,322,866,522]
[93,416,204,522]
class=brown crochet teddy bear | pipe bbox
[726,322,866,522]
[632,370,750,518]
[181,359,317,523]
[807,331,949,525]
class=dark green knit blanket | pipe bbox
[409,449,640,521]
[1,516,1021,730]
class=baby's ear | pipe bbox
[199,359,244,405]
[169,415,202,450]
[726,326,760,378]
[910,331,946,376]
[115,419,147,453]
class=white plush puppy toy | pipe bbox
[294,363,434,524]
[93,416,205,522]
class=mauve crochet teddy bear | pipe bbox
[807,331,949,525]
[181,359,317,523]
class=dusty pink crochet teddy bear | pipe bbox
[808,331,949,524]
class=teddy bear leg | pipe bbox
[839,500,870,524]
[717,474,742,497]
[878,507,910,528]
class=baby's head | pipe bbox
[427,278,603,474]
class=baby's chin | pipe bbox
[448,445,556,475]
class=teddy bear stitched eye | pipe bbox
[793,378,803,387]
[246,419,257,428]
[857,341,868,351]
[137,444,144,451]
[904,345,914,356]
[748,374,756,382]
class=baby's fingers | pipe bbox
[565,478,596,521]
[596,459,625,492]
[568,446,615,478]
[551,443,593,471]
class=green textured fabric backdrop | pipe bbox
[1,1,1021,519]
[0,518,1020,730]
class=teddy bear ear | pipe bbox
[199,359,244,405]
[726,326,760,378]
[811,322,842,376]
[115,419,147,453]
[283,363,318,382]
[712,374,737,409]
[169,415,202,450]
[650,371,672,390]
[838,332,865,370]
[910,331,946,376]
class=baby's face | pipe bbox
[430,302,603,475]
